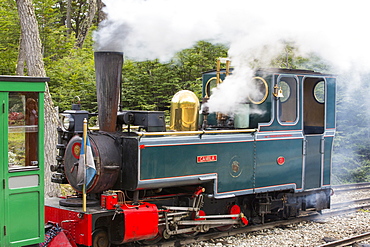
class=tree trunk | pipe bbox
[43,85,60,197]
[75,0,97,48]
[66,0,72,36]
[16,35,26,76]
[97,0,106,23]
[16,0,45,77]
[16,0,61,197]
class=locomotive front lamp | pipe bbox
[62,113,75,131]
[61,109,89,133]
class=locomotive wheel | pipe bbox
[180,229,200,238]
[215,223,233,231]
[140,226,164,245]
[92,228,110,247]
[180,210,206,237]
[216,205,240,232]
[141,234,163,245]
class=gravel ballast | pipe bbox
[187,190,370,247]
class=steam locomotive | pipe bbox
[45,51,336,246]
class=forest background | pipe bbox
[1,0,368,184]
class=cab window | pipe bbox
[303,78,325,134]
[278,77,298,123]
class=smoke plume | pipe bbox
[94,0,370,113]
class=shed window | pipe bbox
[8,92,39,170]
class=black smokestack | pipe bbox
[94,51,123,132]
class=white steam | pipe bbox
[94,0,370,113]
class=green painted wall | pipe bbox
[0,77,46,246]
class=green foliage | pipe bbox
[0,0,20,75]
[331,74,370,184]
[0,0,77,75]
[172,41,228,98]
[46,48,97,112]
[121,41,228,111]
[122,59,179,111]
[63,0,99,37]
[34,0,76,62]
[270,42,332,72]
[43,35,227,115]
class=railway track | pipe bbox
[332,182,370,193]
[142,201,370,247]
[318,231,370,247]
[116,183,370,246]
[318,184,370,247]
[331,198,370,209]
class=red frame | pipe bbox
[45,206,93,246]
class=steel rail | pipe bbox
[146,204,370,247]
[331,198,370,209]
[332,182,370,190]
[318,232,370,247]
[331,182,370,195]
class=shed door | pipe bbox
[303,78,325,190]
[0,93,5,246]
[2,92,44,246]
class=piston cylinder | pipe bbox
[110,202,158,244]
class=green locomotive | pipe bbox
[45,52,336,246]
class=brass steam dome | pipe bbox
[170,90,200,131]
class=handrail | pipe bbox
[136,129,257,137]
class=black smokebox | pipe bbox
[94,51,123,132]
